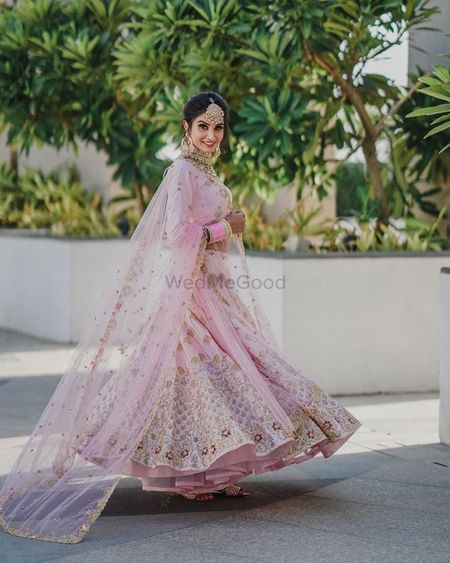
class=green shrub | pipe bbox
[0,163,121,236]
[335,161,371,218]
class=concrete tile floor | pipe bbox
[0,329,448,563]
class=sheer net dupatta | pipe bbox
[0,161,209,544]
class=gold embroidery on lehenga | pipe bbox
[126,290,361,472]
[129,351,294,470]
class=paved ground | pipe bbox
[0,328,449,563]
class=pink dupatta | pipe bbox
[0,157,281,543]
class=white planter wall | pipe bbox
[246,251,450,395]
[284,254,450,394]
[1,232,450,395]
[0,233,128,343]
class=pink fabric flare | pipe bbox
[0,156,361,544]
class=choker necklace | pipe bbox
[178,134,220,184]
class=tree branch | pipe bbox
[320,75,430,184]
[374,74,430,136]
[310,51,377,139]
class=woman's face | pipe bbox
[183,112,224,154]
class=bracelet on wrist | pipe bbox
[203,226,211,243]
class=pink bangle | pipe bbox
[208,221,227,243]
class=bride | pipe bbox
[0,91,361,543]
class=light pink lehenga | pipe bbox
[84,158,362,494]
[126,276,361,494]
[0,154,361,544]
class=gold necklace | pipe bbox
[178,134,220,184]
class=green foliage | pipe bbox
[334,91,449,222]
[0,0,446,243]
[286,200,332,237]
[241,196,332,251]
[384,130,446,219]
[0,163,121,236]
[241,200,448,252]
[319,208,448,252]
[335,161,370,217]
[406,57,450,154]
[233,89,321,198]
[241,201,292,251]
[121,0,438,208]
[0,0,166,199]
[396,71,450,182]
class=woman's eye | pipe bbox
[199,124,223,130]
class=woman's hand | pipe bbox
[204,210,246,250]
[225,210,246,235]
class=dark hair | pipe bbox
[182,91,229,138]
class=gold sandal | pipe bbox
[214,484,250,497]
[177,491,215,501]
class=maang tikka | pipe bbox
[205,97,225,126]
[179,97,224,180]
[205,97,224,158]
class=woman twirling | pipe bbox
[0,91,361,543]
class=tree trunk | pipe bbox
[308,53,391,224]
[361,136,389,224]
[9,148,18,173]
[134,183,145,217]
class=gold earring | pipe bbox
[181,130,195,154]
[213,144,221,159]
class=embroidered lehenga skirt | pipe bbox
[116,248,362,494]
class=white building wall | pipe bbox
[1,233,449,396]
